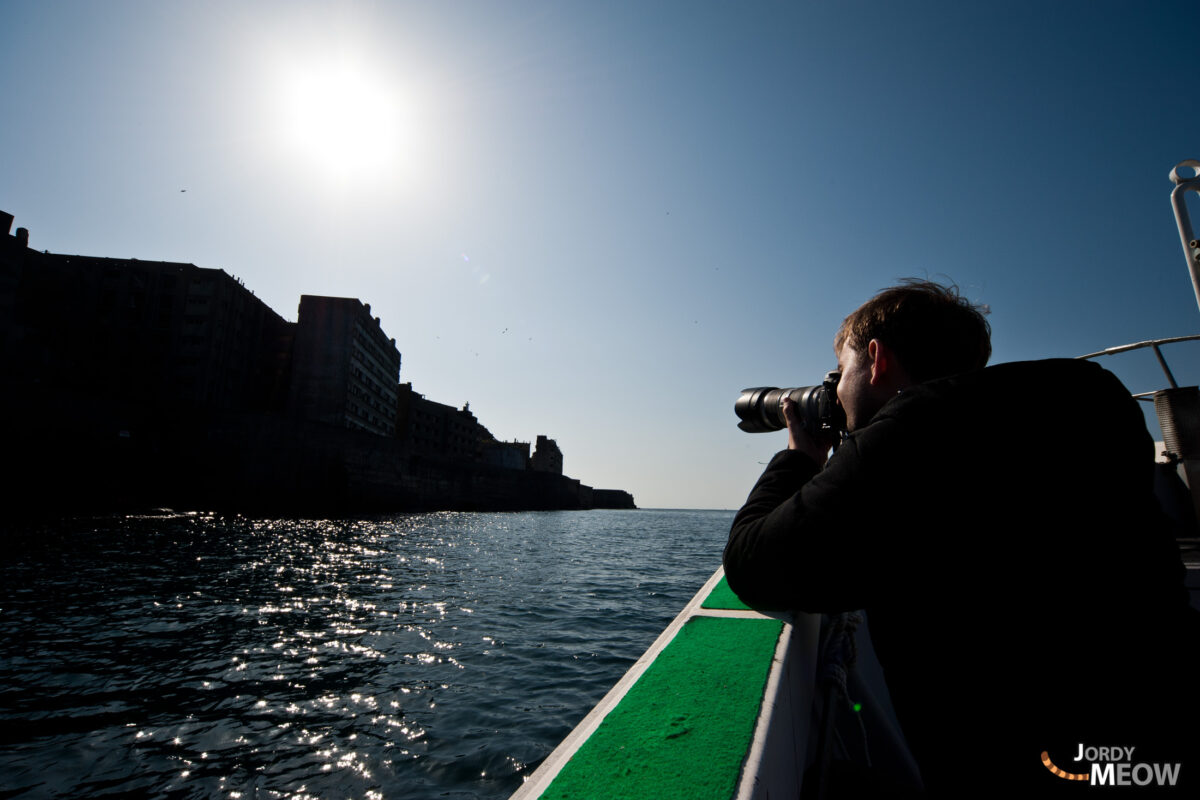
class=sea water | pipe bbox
[0,509,733,799]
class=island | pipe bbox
[0,211,636,515]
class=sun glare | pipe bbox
[276,57,405,182]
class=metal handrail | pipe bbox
[1077,334,1200,390]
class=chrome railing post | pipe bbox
[1169,160,1200,313]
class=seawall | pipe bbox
[8,410,636,516]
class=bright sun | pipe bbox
[276,57,403,181]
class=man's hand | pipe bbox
[783,397,831,467]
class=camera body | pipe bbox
[735,371,847,439]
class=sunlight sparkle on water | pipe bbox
[2,510,734,798]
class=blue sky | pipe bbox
[4,1,1200,509]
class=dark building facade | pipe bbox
[396,383,491,460]
[2,214,294,511]
[288,296,401,436]
[481,439,530,470]
[531,435,564,474]
[1,220,292,419]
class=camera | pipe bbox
[734,371,847,440]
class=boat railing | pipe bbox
[1079,335,1200,538]
[1078,333,1200,395]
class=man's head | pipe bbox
[834,280,991,430]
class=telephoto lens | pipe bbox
[734,371,845,437]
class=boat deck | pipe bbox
[510,571,807,800]
[514,538,1200,800]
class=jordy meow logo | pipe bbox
[1041,744,1182,787]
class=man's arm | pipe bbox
[723,422,896,613]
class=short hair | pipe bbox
[834,279,992,382]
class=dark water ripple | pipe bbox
[0,509,732,799]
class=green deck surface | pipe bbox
[537,615,783,800]
[700,575,752,611]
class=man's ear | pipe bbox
[866,339,888,385]
[867,339,910,390]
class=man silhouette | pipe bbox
[724,280,1200,797]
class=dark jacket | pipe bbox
[725,359,1199,796]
